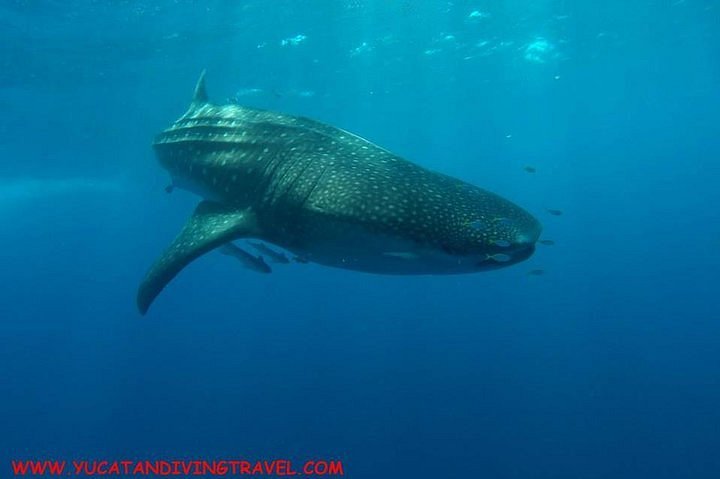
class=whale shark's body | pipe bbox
[137,72,541,314]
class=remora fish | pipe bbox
[247,241,291,264]
[137,72,542,314]
[218,243,271,273]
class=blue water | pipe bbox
[2,1,719,477]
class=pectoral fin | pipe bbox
[137,201,259,315]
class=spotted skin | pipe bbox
[138,72,542,313]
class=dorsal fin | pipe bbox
[191,69,208,105]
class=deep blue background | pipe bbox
[1,1,719,477]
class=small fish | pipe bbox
[219,243,272,274]
[546,208,563,216]
[493,239,511,248]
[234,87,264,97]
[539,239,555,246]
[486,253,512,263]
[527,269,545,276]
[248,241,290,264]
[164,184,174,194]
[468,10,488,20]
[523,165,536,173]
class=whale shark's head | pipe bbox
[447,197,542,271]
[471,213,541,270]
[299,191,542,276]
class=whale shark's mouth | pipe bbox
[473,242,536,269]
[506,242,536,263]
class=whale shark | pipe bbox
[137,72,542,314]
